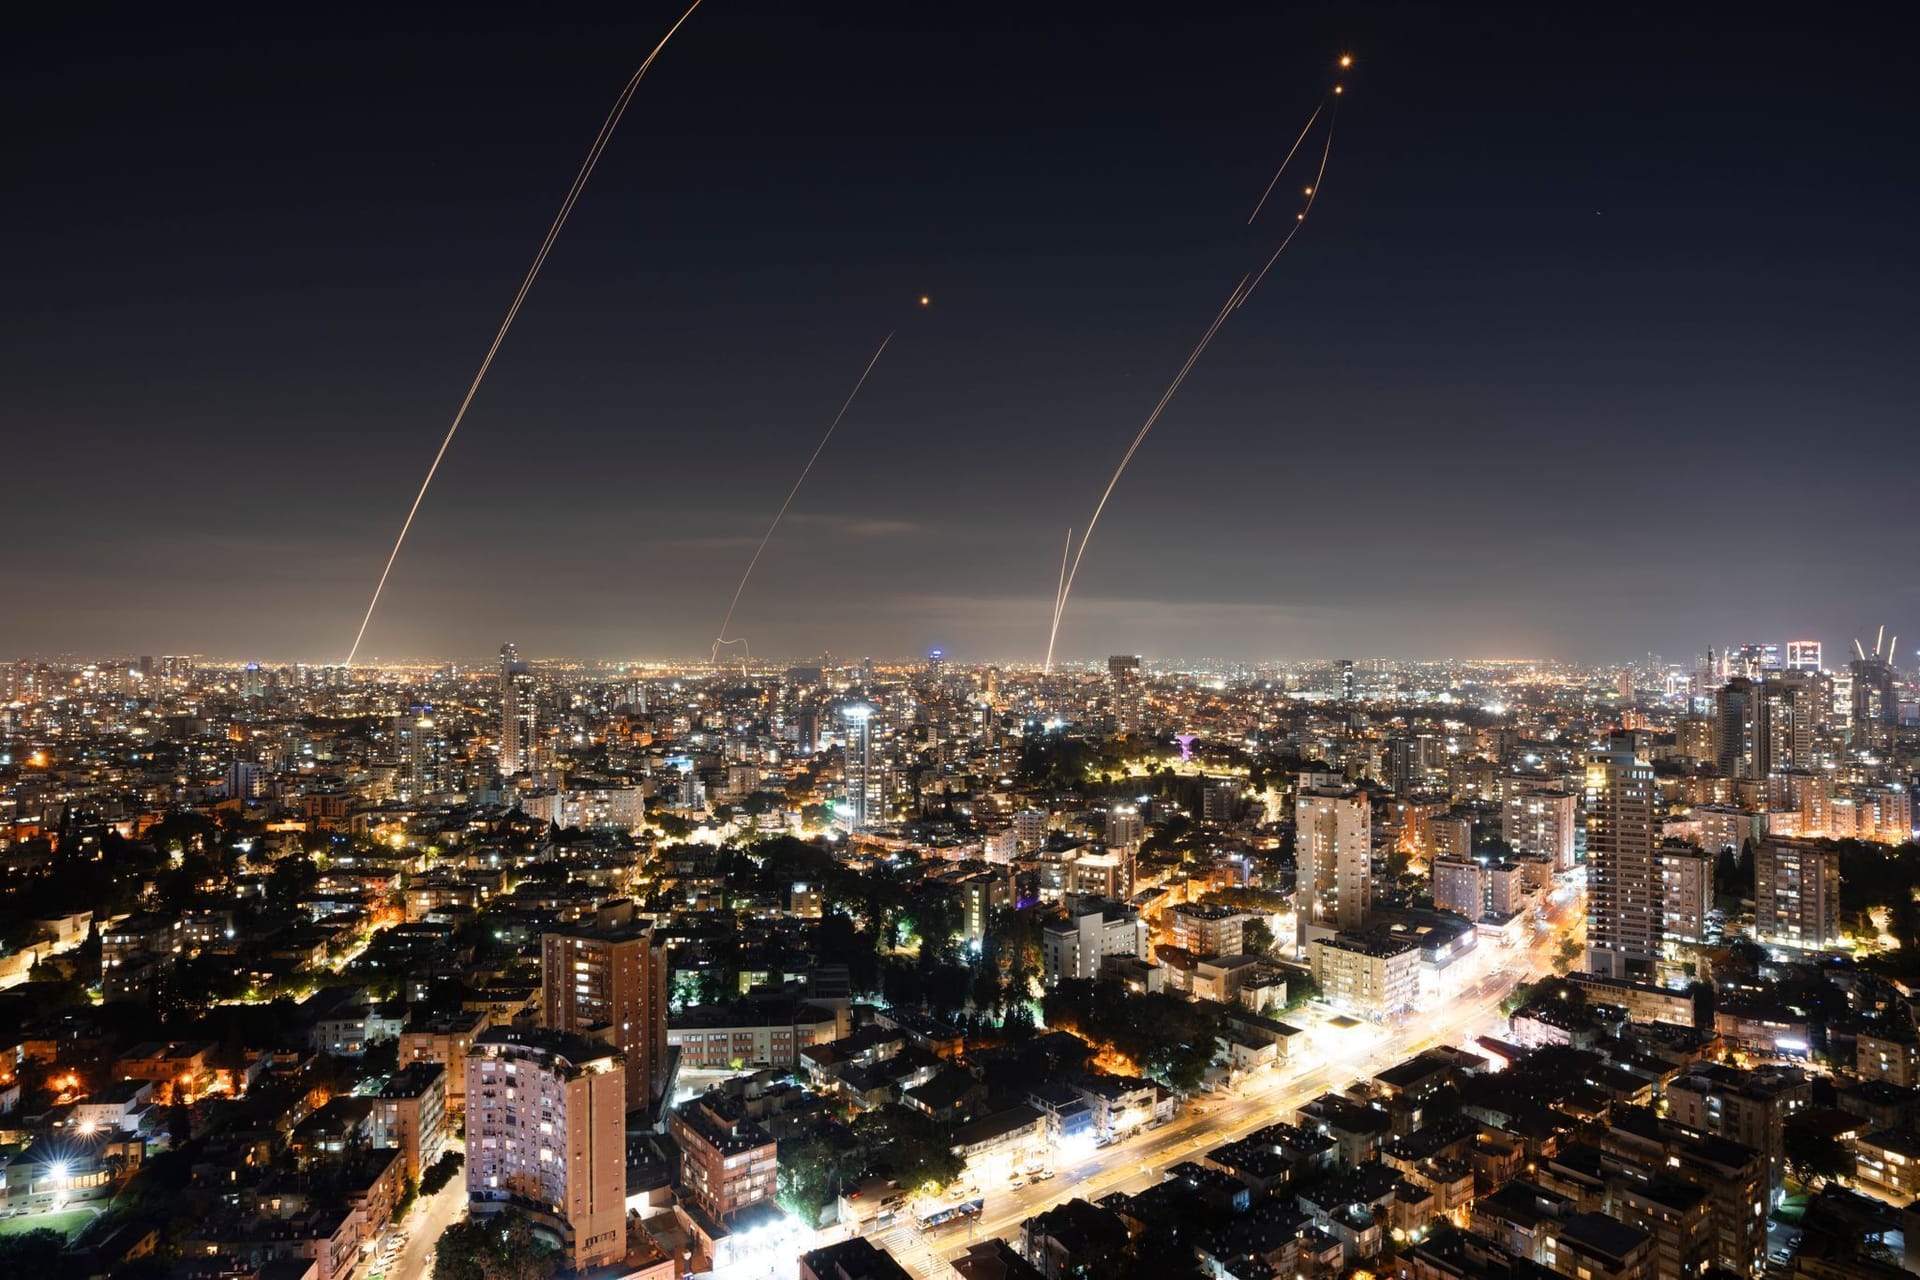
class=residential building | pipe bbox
[1309,932,1419,1019]
[541,900,670,1111]
[1586,744,1660,981]
[1657,847,1713,946]
[1504,790,1578,871]
[1042,896,1147,985]
[1752,838,1841,948]
[1297,786,1372,936]
[466,1028,627,1272]
[669,1091,778,1222]
[372,1061,448,1183]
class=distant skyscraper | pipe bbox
[1108,655,1143,733]
[499,642,534,775]
[1339,659,1355,703]
[1296,786,1372,936]
[1850,653,1898,754]
[1714,678,1760,779]
[1786,641,1823,671]
[1585,741,1660,980]
[842,703,877,831]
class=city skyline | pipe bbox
[7,4,1916,662]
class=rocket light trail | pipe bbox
[710,330,898,666]
[1044,63,1349,672]
[344,0,707,666]
[1246,101,1324,225]
[1050,527,1074,644]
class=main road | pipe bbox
[872,912,1572,1279]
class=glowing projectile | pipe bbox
[344,0,707,665]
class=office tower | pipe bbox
[1752,838,1841,948]
[1714,678,1760,779]
[1503,789,1578,871]
[1296,787,1372,934]
[466,1028,627,1271]
[842,703,877,830]
[499,642,535,776]
[1585,742,1661,980]
[1339,659,1355,703]
[1786,641,1822,671]
[541,901,669,1112]
[1734,643,1782,676]
[1107,654,1143,733]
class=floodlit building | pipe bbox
[1309,932,1418,1019]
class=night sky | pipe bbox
[6,3,1916,666]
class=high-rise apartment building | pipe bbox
[466,1028,627,1271]
[541,901,670,1112]
[1658,847,1714,946]
[842,703,877,831]
[1586,742,1660,980]
[1752,838,1841,948]
[1760,673,1823,775]
[1296,787,1372,935]
[1503,789,1578,871]
[1105,805,1144,850]
[1108,654,1143,734]
[499,642,535,776]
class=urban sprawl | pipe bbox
[2,637,1917,1280]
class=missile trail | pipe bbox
[1050,527,1074,642]
[1045,77,1346,672]
[1246,100,1324,224]
[1241,112,1335,306]
[710,332,896,665]
[344,0,707,666]
[1044,277,1250,671]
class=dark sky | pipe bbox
[6,2,1916,666]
